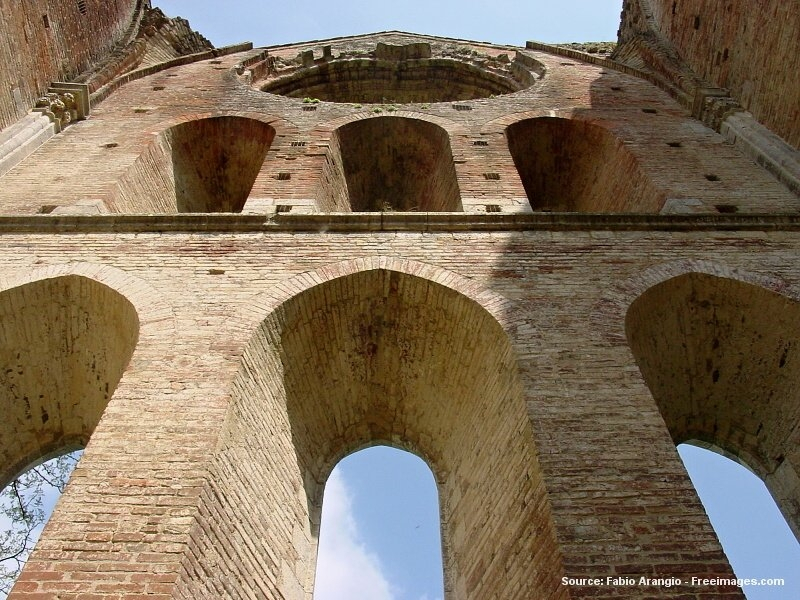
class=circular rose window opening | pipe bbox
[261,58,526,104]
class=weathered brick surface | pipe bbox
[1,28,798,600]
[0,0,138,131]
[627,271,800,530]
[3,221,799,598]
[109,115,276,213]
[325,117,462,211]
[506,116,661,212]
[0,2,213,134]
[0,275,139,485]
[619,0,800,148]
[1,35,796,216]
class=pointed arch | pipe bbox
[678,443,800,597]
[0,274,139,487]
[177,261,566,599]
[626,271,800,538]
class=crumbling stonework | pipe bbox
[0,2,213,187]
[615,0,800,190]
[0,7,798,600]
[0,0,138,131]
[0,2,211,133]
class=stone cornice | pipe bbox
[2,213,800,233]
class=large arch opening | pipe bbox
[319,117,462,212]
[176,267,565,599]
[1,450,82,595]
[110,116,275,213]
[313,445,444,600]
[506,117,662,212]
[678,443,800,599]
[0,275,139,489]
[625,272,800,539]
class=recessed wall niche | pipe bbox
[110,116,275,213]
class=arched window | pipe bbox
[0,275,138,596]
[678,444,800,599]
[626,272,800,536]
[175,266,565,599]
[314,446,444,600]
[506,117,661,212]
[0,275,138,488]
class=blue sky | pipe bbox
[315,444,800,600]
[154,0,622,48]
[314,448,443,600]
[678,445,799,600]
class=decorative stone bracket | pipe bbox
[32,83,90,133]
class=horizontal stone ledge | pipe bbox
[1,212,800,234]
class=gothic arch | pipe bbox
[0,262,176,332]
[213,257,527,346]
[177,261,566,599]
[625,271,800,538]
[0,273,140,487]
[592,259,793,345]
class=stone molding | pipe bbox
[2,212,800,233]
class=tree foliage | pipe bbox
[0,452,80,596]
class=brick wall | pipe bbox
[628,271,800,531]
[5,224,797,597]
[1,31,798,600]
[0,38,796,216]
[0,0,138,131]
[328,117,462,211]
[624,0,800,148]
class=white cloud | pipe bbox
[313,470,394,600]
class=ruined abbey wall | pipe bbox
[4,219,800,599]
[0,9,798,600]
[0,39,794,217]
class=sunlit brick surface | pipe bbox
[1,23,799,600]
